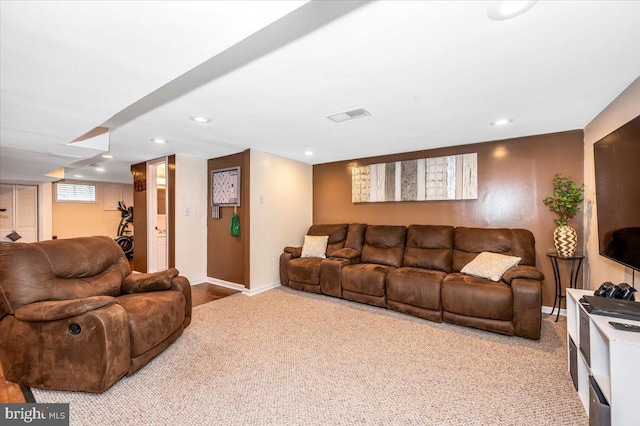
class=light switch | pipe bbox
[259,195,264,204]
[184,207,190,216]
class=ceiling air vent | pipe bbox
[48,152,82,159]
[327,107,372,123]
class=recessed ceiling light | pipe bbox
[490,118,514,126]
[95,167,106,172]
[487,1,538,21]
[73,174,84,178]
[305,150,314,156]
[151,138,168,144]
[101,154,113,159]
[190,116,211,123]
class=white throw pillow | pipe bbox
[301,235,329,258]
[461,252,521,282]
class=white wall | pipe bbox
[38,182,52,241]
[250,149,313,291]
[174,154,208,283]
[583,77,640,289]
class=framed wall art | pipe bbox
[352,153,477,203]
[211,166,241,207]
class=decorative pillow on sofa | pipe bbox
[461,252,521,282]
[301,235,329,258]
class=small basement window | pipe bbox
[55,182,96,202]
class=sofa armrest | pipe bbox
[170,275,192,329]
[284,246,302,258]
[320,258,351,298]
[14,296,117,322]
[512,278,542,340]
[502,266,544,285]
[330,247,360,262]
[122,268,179,294]
[279,252,293,286]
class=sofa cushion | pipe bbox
[117,291,186,357]
[307,224,349,257]
[301,235,329,258]
[345,223,367,252]
[361,225,407,267]
[341,263,394,297]
[452,227,536,272]
[441,273,513,321]
[460,252,521,282]
[387,267,446,311]
[402,225,454,273]
[287,257,323,285]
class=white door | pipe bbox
[146,159,168,272]
[0,184,38,243]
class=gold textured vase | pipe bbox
[553,225,577,258]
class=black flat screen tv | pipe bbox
[594,114,640,271]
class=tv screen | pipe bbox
[594,114,640,271]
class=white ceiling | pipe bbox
[2,0,640,184]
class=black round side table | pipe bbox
[547,253,584,322]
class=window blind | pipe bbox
[56,183,96,202]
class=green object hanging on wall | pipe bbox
[230,206,240,236]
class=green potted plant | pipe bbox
[543,173,585,257]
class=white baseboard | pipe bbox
[205,277,281,296]
[542,305,566,317]
[242,282,281,296]
[206,277,247,292]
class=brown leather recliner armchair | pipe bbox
[0,236,192,393]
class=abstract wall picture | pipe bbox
[352,153,477,203]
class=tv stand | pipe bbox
[566,289,640,425]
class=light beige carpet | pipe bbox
[33,287,587,425]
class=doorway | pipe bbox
[146,158,168,272]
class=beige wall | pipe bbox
[583,77,640,289]
[250,150,313,291]
[52,181,133,239]
[174,154,208,283]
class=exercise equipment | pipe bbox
[115,201,134,260]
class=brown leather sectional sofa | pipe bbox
[280,224,544,340]
[0,236,192,393]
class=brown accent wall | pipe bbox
[131,162,147,273]
[207,150,250,287]
[313,131,585,307]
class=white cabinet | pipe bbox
[567,289,640,425]
[157,235,166,271]
[0,184,38,243]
